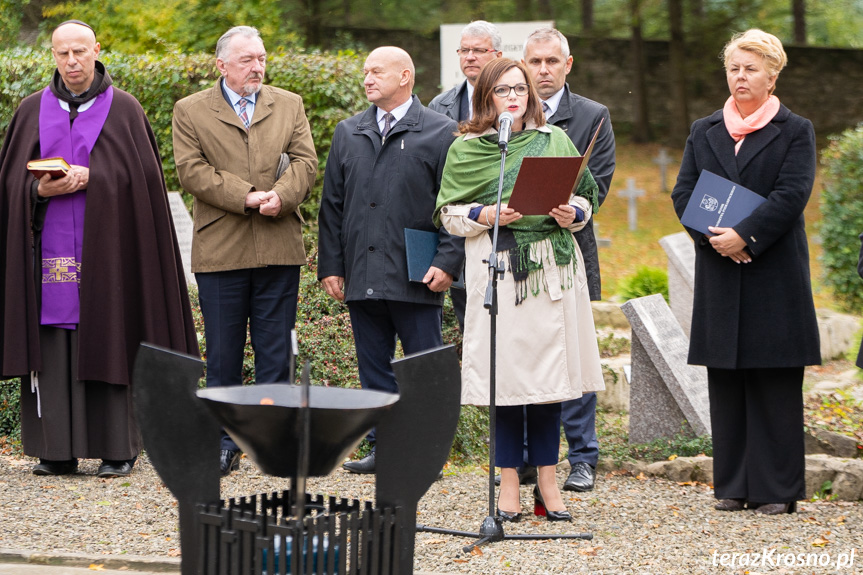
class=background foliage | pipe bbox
[819,124,863,314]
[0,46,367,219]
[4,0,863,51]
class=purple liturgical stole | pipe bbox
[38,86,113,328]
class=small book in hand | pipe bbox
[404,228,464,289]
[679,170,766,235]
[506,117,604,216]
[27,157,71,180]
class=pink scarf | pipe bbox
[723,94,781,155]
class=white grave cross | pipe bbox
[618,178,645,231]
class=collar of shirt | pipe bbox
[465,82,476,119]
[376,97,413,132]
[542,87,566,119]
[222,80,258,123]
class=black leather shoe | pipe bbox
[494,465,538,486]
[533,485,572,522]
[220,449,242,477]
[714,498,746,511]
[495,508,522,523]
[753,501,796,515]
[563,462,596,492]
[343,452,375,474]
[97,459,134,478]
[32,459,78,476]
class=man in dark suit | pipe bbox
[522,27,617,492]
[173,26,318,477]
[318,47,462,474]
[429,20,501,330]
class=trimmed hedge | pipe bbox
[0,46,368,219]
[820,124,863,313]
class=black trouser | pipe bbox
[707,366,805,503]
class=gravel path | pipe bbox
[1,453,860,574]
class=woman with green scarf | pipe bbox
[434,58,604,523]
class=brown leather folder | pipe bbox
[506,118,603,215]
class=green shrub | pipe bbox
[617,266,669,302]
[820,124,863,313]
[0,46,368,221]
[0,378,21,442]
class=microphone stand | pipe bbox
[416,129,592,552]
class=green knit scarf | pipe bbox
[435,127,599,304]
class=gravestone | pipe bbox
[652,148,676,193]
[168,192,196,287]
[617,178,644,231]
[593,221,612,249]
[620,294,710,443]
[658,232,695,337]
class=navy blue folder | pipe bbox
[404,228,464,289]
[680,170,766,235]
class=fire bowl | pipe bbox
[196,384,399,477]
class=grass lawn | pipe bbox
[596,137,833,309]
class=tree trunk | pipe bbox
[305,0,322,47]
[515,0,532,20]
[581,0,594,34]
[668,0,690,143]
[630,0,651,142]
[537,0,553,19]
[793,0,807,44]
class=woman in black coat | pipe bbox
[671,29,820,515]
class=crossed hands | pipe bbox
[707,226,751,264]
[245,190,282,217]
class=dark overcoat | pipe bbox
[317,96,462,305]
[671,104,821,369]
[857,233,863,368]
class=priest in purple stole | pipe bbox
[0,21,198,477]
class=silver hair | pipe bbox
[215,26,263,61]
[523,27,570,60]
[461,20,502,51]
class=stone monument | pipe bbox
[168,192,195,286]
[620,294,710,443]
[658,232,695,337]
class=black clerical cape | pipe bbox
[0,82,199,386]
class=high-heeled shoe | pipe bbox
[495,507,522,523]
[753,501,797,515]
[533,485,572,522]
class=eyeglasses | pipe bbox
[493,83,530,97]
[457,47,495,56]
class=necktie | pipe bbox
[542,101,551,120]
[381,113,395,139]
[238,98,250,129]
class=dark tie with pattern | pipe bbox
[238,98,250,129]
[381,113,395,139]
[542,101,551,120]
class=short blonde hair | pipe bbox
[722,29,788,78]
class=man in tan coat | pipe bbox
[173,25,317,476]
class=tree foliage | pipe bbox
[819,124,863,313]
[4,0,863,51]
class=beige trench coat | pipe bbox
[172,80,317,272]
[440,197,605,406]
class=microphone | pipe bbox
[497,112,513,151]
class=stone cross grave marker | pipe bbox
[658,232,695,337]
[617,177,644,231]
[652,147,676,193]
[620,293,710,443]
[168,192,196,287]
